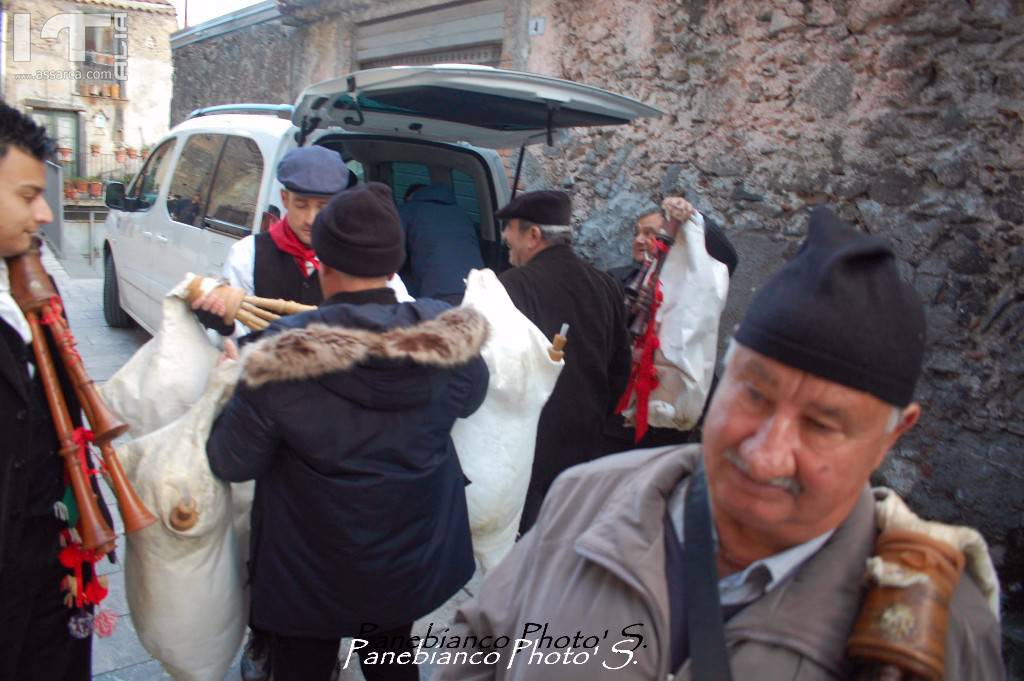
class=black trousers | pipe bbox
[0,515,92,681]
[271,622,418,681]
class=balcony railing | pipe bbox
[57,152,145,201]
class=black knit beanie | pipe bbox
[312,182,405,277]
[735,206,926,406]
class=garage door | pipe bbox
[357,0,504,69]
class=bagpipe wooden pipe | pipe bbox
[186,275,317,330]
[7,237,155,550]
[847,530,966,681]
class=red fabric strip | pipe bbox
[268,217,319,277]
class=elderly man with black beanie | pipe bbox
[206,182,490,681]
[436,206,1003,681]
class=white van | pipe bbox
[102,64,661,332]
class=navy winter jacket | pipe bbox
[206,289,489,637]
[399,183,484,299]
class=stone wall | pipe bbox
[170,18,301,125]
[524,0,1023,672]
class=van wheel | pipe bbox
[103,252,133,328]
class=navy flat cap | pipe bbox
[277,146,350,196]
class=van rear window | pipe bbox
[391,163,431,205]
[451,170,480,225]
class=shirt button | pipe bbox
[15,409,28,421]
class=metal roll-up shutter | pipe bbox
[357,0,504,69]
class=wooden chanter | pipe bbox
[186,275,316,330]
[7,238,156,549]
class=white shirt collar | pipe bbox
[0,260,33,345]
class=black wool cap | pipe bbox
[734,206,926,406]
[312,182,405,277]
[495,190,572,226]
[277,146,350,196]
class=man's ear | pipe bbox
[871,403,921,472]
[893,403,921,439]
[528,224,543,244]
[876,402,921,470]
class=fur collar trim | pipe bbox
[241,307,489,388]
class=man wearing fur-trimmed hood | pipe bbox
[206,182,490,681]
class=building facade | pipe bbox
[3,0,177,187]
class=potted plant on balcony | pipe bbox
[126,146,138,160]
[63,179,77,200]
[141,145,152,160]
[74,176,89,197]
[88,175,104,198]
[57,145,73,161]
[90,143,101,157]
[114,146,127,163]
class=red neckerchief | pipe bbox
[268,216,319,277]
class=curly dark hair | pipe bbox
[0,100,54,161]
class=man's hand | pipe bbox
[191,288,229,318]
[218,338,239,365]
[661,197,695,224]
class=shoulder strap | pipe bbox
[683,463,734,681]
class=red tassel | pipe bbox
[84,576,108,605]
[58,544,87,609]
[617,278,665,442]
[58,535,109,609]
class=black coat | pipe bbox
[499,245,632,533]
[0,313,95,574]
[206,289,489,637]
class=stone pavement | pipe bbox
[45,242,481,681]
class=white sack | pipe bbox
[119,358,247,681]
[453,269,563,571]
[103,277,248,681]
[100,274,219,435]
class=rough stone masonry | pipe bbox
[522,0,1023,673]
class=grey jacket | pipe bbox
[435,445,1003,681]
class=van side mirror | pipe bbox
[105,182,126,210]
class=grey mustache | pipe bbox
[724,449,803,496]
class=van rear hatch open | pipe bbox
[293,64,662,148]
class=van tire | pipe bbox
[103,252,134,328]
